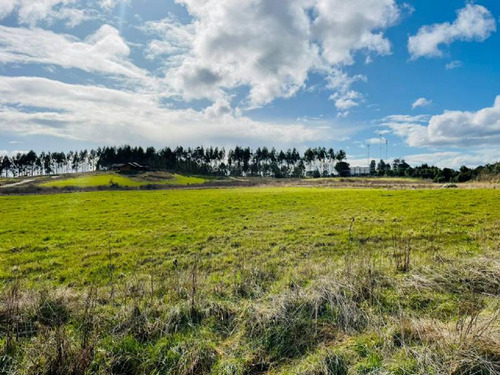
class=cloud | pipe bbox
[332,90,363,112]
[366,137,387,145]
[326,70,367,116]
[404,149,500,169]
[162,0,320,106]
[445,60,463,70]
[52,7,95,27]
[0,76,346,147]
[145,0,400,112]
[100,0,121,11]
[0,0,68,24]
[0,0,18,19]
[141,14,194,60]
[383,114,430,123]
[312,0,399,65]
[0,0,95,27]
[408,4,496,59]
[412,97,432,109]
[0,25,154,87]
[0,149,28,157]
[384,96,500,147]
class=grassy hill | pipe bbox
[0,187,499,374]
[39,172,207,188]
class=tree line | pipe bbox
[0,146,350,178]
[372,158,500,183]
[1,146,499,182]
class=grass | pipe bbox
[40,173,144,187]
[151,173,207,185]
[39,172,207,188]
[0,187,499,374]
[1,188,498,285]
[313,176,423,183]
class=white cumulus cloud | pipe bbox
[404,150,500,169]
[384,96,500,148]
[145,0,401,112]
[408,4,496,59]
[412,97,432,109]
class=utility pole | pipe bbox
[379,134,382,161]
[385,139,388,162]
[367,143,370,167]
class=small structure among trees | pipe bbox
[350,166,370,176]
[111,162,149,172]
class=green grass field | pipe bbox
[1,187,499,374]
[1,188,498,285]
[39,172,207,188]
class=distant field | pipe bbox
[39,172,207,188]
[314,176,423,183]
[40,173,143,187]
[154,173,207,185]
[1,187,499,374]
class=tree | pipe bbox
[89,149,98,171]
[54,152,66,173]
[2,156,11,177]
[304,148,315,173]
[292,160,305,178]
[404,167,414,178]
[25,150,38,176]
[456,166,472,182]
[43,153,53,175]
[440,168,456,182]
[13,153,26,176]
[376,160,387,175]
[392,159,410,176]
[36,153,44,175]
[72,151,80,172]
[336,150,346,162]
[369,160,376,175]
[335,161,350,177]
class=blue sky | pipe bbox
[0,0,499,168]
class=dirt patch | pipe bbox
[0,179,34,188]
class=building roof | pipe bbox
[111,162,148,169]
